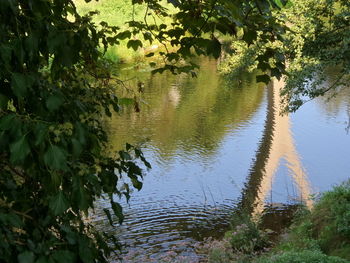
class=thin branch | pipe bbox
[254,0,264,16]
[300,72,346,106]
[144,4,169,54]
[194,0,218,38]
[14,210,33,220]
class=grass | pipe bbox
[74,0,175,64]
[75,0,144,26]
[274,180,350,261]
[206,180,350,263]
[75,0,145,63]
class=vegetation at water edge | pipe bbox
[206,180,350,263]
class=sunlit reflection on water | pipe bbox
[94,59,350,261]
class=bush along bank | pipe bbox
[207,180,350,263]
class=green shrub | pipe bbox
[310,180,350,256]
[270,180,350,260]
[225,214,270,254]
[277,217,321,252]
[0,1,149,262]
[208,247,233,263]
[256,250,349,263]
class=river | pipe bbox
[92,58,350,262]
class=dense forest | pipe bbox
[0,0,349,262]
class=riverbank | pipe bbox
[206,180,350,263]
[75,0,174,65]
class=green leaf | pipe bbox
[78,186,89,212]
[71,138,83,158]
[0,213,23,227]
[46,95,64,112]
[103,208,114,226]
[44,145,68,170]
[11,73,28,97]
[256,74,271,85]
[271,68,282,79]
[207,38,221,59]
[167,52,180,61]
[0,44,12,65]
[257,61,271,71]
[0,114,16,130]
[35,256,52,263]
[49,191,69,215]
[131,177,143,191]
[145,52,154,57]
[127,39,143,51]
[13,40,24,65]
[72,176,91,212]
[18,251,35,263]
[78,236,94,263]
[116,30,131,40]
[242,29,257,45]
[48,31,67,53]
[119,151,131,160]
[143,32,153,43]
[111,201,124,224]
[141,156,152,169]
[167,27,185,39]
[34,123,48,146]
[59,46,76,67]
[75,122,86,145]
[273,0,291,8]
[25,33,39,58]
[159,23,167,30]
[0,94,9,109]
[10,135,30,164]
[52,250,76,263]
[118,98,134,105]
[50,171,62,189]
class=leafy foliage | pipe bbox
[206,181,350,262]
[124,0,289,76]
[225,215,270,254]
[281,0,350,111]
[0,1,149,262]
[255,250,348,263]
[219,0,350,112]
[267,180,350,261]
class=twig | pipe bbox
[194,0,218,38]
[144,4,169,54]
[14,210,33,220]
[301,72,346,106]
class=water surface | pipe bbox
[93,59,350,261]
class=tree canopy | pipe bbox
[0,1,148,262]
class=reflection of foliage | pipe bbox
[219,40,261,76]
[108,60,265,157]
[281,0,350,112]
[219,0,350,112]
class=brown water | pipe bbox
[92,59,350,262]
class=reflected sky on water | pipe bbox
[93,59,350,261]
